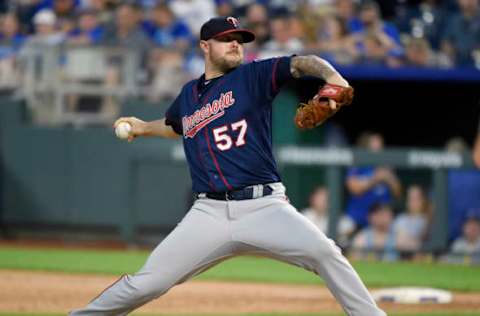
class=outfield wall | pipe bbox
[0,95,477,251]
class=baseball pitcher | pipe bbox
[70,17,386,316]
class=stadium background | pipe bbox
[0,0,480,315]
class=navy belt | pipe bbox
[195,184,274,201]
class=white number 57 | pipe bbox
[212,119,247,151]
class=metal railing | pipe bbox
[19,44,144,126]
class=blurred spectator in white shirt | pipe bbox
[169,0,216,36]
[351,203,398,261]
[450,209,480,255]
[301,186,356,245]
[20,9,64,125]
[314,14,356,65]
[402,36,452,68]
[28,9,64,45]
[259,15,303,59]
[393,184,431,254]
[244,3,270,57]
[301,186,329,234]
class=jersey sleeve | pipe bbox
[248,56,294,101]
[164,93,183,135]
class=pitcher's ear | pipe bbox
[199,40,209,54]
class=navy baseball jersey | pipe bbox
[165,56,293,193]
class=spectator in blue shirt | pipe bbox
[350,0,403,64]
[0,13,25,90]
[68,9,104,45]
[345,132,402,229]
[441,0,480,67]
[394,0,447,50]
[144,4,191,102]
[143,3,192,51]
[353,0,401,42]
[101,4,150,50]
[0,14,26,58]
[446,137,480,241]
[335,0,363,33]
[48,0,78,33]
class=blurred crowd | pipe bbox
[0,0,477,124]
[0,0,479,96]
[300,132,480,263]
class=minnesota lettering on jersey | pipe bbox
[182,91,235,138]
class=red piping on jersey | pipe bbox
[271,58,280,93]
[190,82,216,191]
[196,139,216,191]
[191,76,231,191]
[192,82,199,103]
[204,128,233,190]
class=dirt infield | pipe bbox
[2,270,480,315]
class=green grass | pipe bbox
[1,246,480,291]
[0,246,147,275]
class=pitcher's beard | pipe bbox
[210,54,243,73]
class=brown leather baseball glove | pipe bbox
[294,83,354,129]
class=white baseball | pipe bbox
[115,122,132,140]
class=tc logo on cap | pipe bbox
[227,17,239,28]
[200,17,255,43]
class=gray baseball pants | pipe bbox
[69,183,386,316]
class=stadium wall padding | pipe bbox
[0,92,307,242]
[0,87,476,251]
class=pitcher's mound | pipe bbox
[1,270,479,314]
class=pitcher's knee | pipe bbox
[305,237,342,259]
[124,274,171,301]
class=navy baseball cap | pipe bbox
[200,17,255,43]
